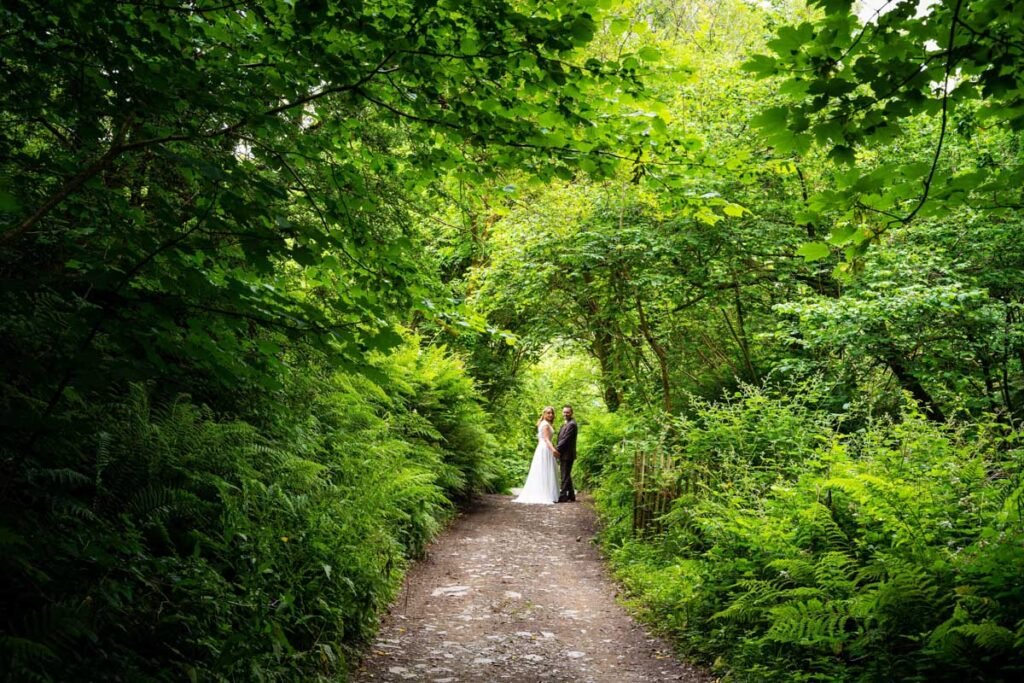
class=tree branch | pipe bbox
[893,0,963,229]
[3,51,401,246]
[2,117,133,246]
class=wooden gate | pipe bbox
[632,448,680,536]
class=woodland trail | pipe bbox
[353,493,711,683]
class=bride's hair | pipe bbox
[537,405,555,425]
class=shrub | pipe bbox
[1,338,502,681]
[591,386,1024,682]
[574,410,631,489]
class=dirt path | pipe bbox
[353,493,710,683]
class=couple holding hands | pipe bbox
[514,405,577,505]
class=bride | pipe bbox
[514,406,560,504]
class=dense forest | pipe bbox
[1,0,1022,681]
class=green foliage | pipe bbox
[0,338,502,681]
[574,410,632,489]
[769,233,1024,421]
[436,4,1024,680]
[377,340,508,499]
[1,0,636,678]
[745,0,1024,263]
[591,387,1024,681]
[4,0,1024,681]
[0,0,647,437]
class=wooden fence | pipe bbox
[632,447,681,536]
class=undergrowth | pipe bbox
[1,337,505,681]
[589,385,1024,682]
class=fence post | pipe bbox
[632,446,680,537]
[634,450,643,536]
[632,448,641,535]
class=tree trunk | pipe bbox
[885,353,945,422]
[731,278,756,382]
[591,330,622,413]
[635,294,672,413]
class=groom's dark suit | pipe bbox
[555,418,577,502]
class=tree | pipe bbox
[745,0,1024,265]
[0,0,643,439]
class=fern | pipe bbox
[3,327,508,681]
[813,551,858,598]
[764,599,852,653]
[950,622,1016,651]
[712,580,780,625]
[793,502,850,552]
[768,557,817,586]
[25,467,92,488]
[0,636,56,665]
[589,385,1024,681]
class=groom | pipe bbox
[555,405,577,502]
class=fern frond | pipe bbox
[712,580,779,624]
[126,485,199,522]
[814,551,857,597]
[765,598,851,650]
[26,467,91,488]
[42,495,98,522]
[768,558,817,585]
[950,622,1016,651]
[0,636,56,664]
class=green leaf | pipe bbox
[767,23,815,58]
[638,45,661,62]
[742,54,778,77]
[796,242,831,262]
[750,106,789,132]
[828,145,856,165]
[813,120,844,145]
[256,340,281,356]
[553,165,574,181]
[827,224,858,245]
[815,0,854,12]
[779,78,810,97]
[569,16,596,45]
[366,327,403,352]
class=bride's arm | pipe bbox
[542,423,559,455]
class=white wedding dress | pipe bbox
[514,421,559,504]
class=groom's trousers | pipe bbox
[558,456,575,501]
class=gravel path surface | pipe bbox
[353,493,711,683]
